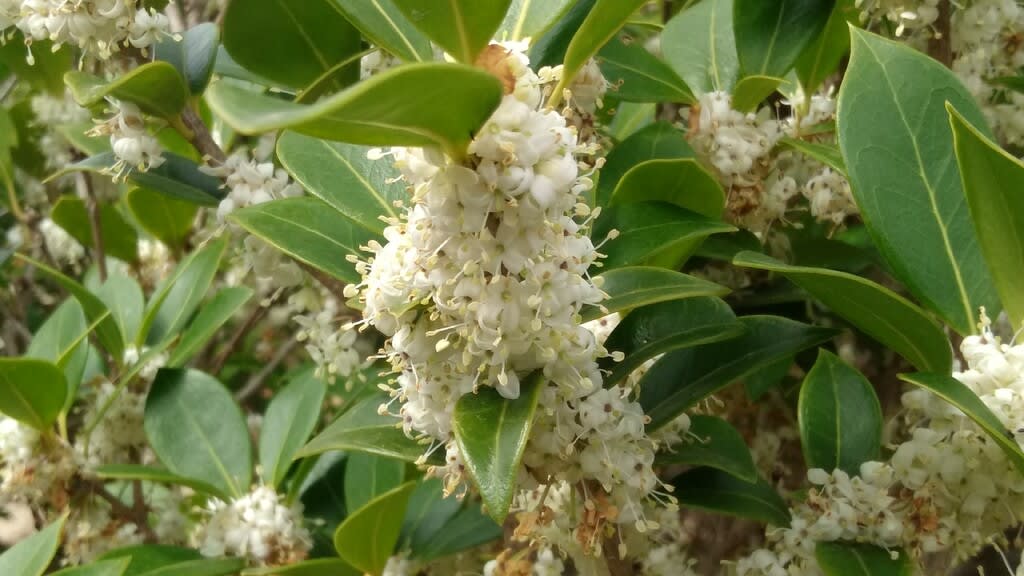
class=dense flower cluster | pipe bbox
[203,149,303,220]
[193,485,312,566]
[0,415,74,508]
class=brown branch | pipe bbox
[235,337,300,402]
[90,482,158,543]
[206,302,269,374]
[179,106,226,164]
[927,0,952,68]
[77,173,106,282]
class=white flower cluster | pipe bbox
[203,150,303,220]
[0,0,170,61]
[360,49,400,79]
[193,485,312,566]
[137,238,173,286]
[352,43,662,546]
[855,0,941,38]
[88,101,165,180]
[30,93,91,174]
[39,216,85,267]
[0,415,74,508]
[293,290,365,382]
[122,344,168,381]
[737,310,1024,574]
[639,506,700,576]
[73,381,148,470]
[63,501,144,565]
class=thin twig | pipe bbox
[207,302,269,374]
[235,338,300,402]
[927,0,952,68]
[76,173,106,282]
[91,482,158,543]
[178,106,226,164]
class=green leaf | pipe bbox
[223,0,361,89]
[392,0,511,64]
[596,121,695,208]
[344,453,405,514]
[673,467,790,526]
[498,0,574,41]
[453,373,543,523]
[95,271,146,351]
[795,0,853,95]
[136,558,246,576]
[51,558,131,576]
[331,0,432,62]
[899,372,1024,476]
[557,0,646,91]
[0,358,67,430]
[610,158,724,217]
[27,298,88,400]
[125,187,197,249]
[816,542,913,576]
[582,267,729,322]
[593,202,736,270]
[411,503,503,561]
[733,251,951,372]
[799,350,882,474]
[49,152,224,207]
[298,393,432,463]
[207,63,502,159]
[745,355,793,400]
[154,23,219,94]
[597,35,695,104]
[166,286,252,367]
[94,464,223,496]
[100,545,200,576]
[50,195,139,262]
[837,27,999,334]
[230,197,372,284]
[241,559,360,576]
[528,0,596,69]
[656,414,758,482]
[144,368,252,499]
[333,482,416,574]
[0,39,72,94]
[602,297,744,385]
[734,0,834,78]
[276,132,404,235]
[65,62,188,119]
[948,104,1024,330]
[0,513,66,576]
[731,75,785,113]
[144,238,226,345]
[261,371,327,488]
[663,0,739,94]
[15,254,125,359]
[640,316,837,430]
[777,136,846,174]
[399,478,461,554]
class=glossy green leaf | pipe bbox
[15,254,125,360]
[50,195,138,262]
[453,373,542,523]
[0,358,67,429]
[136,558,246,576]
[528,0,595,69]
[94,464,222,496]
[0,513,66,576]
[27,298,88,399]
[610,158,725,217]
[49,152,224,207]
[125,187,197,249]
[597,35,695,104]
[333,482,416,574]
[582,267,728,322]
[95,271,145,353]
[167,286,252,367]
[261,372,327,488]
[411,503,503,561]
[65,62,188,118]
[837,28,999,334]
[734,0,834,77]
[899,372,1024,475]
[298,394,432,463]
[154,23,219,94]
[276,132,404,235]
[392,0,511,63]
[673,467,790,526]
[596,121,695,208]
[331,0,432,62]
[799,350,882,474]
[230,197,372,284]
[207,63,502,159]
[732,75,785,112]
[640,316,837,430]
[745,356,793,400]
[344,453,405,514]
[400,478,461,554]
[144,238,227,345]
[602,297,744,385]
[816,542,913,576]
[949,105,1024,330]
[223,0,360,89]
[794,0,853,95]
[242,559,360,576]
[656,414,758,482]
[777,136,846,174]
[606,101,655,141]
[593,202,736,270]
[100,545,200,576]
[144,368,252,499]
[557,0,646,92]
[52,558,131,576]
[663,0,738,94]
[733,251,951,372]
[498,0,573,41]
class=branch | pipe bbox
[235,337,300,402]
[206,301,269,374]
[927,0,952,68]
[178,106,227,164]
[90,482,158,543]
[76,173,107,282]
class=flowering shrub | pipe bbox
[2,0,1024,575]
